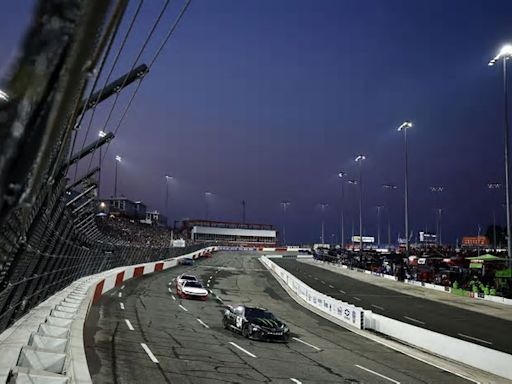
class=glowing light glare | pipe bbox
[98,130,107,138]
[348,179,358,185]
[397,121,413,131]
[488,44,512,66]
[115,155,122,162]
[355,155,366,162]
[338,171,347,178]
[205,191,212,196]
[165,175,173,180]
[99,202,106,208]
[0,89,9,102]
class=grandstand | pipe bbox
[180,220,277,246]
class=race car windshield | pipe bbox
[181,275,196,281]
[245,308,277,320]
[184,281,203,288]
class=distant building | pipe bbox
[180,220,276,246]
[146,210,167,226]
[134,201,147,220]
[103,197,138,218]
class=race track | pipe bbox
[84,252,471,383]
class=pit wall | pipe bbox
[265,256,512,381]
[0,247,217,384]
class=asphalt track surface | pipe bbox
[84,252,471,383]
[274,259,512,354]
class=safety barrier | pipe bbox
[264,256,512,381]
[0,246,217,384]
[260,256,365,329]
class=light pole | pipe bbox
[429,186,445,245]
[355,155,366,253]
[205,192,212,220]
[281,201,290,245]
[382,184,398,247]
[488,183,501,250]
[338,172,347,248]
[97,131,106,197]
[489,44,512,268]
[114,155,122,197]
[165,175,173,226]
[376,205,384,248]
[397,121,413,256]
[348,179,358,248]
[320,203,328,244]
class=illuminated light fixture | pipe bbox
[355,155,366,162]
[115,155,122,162]
[0,89,9,102]
[489,44,512,66]
[397,121,413,131]
[338,171,347,178]
[98,130,107,138]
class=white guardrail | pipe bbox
[260,256,365,329]
[262,255,512,381]
[0,246,217,384]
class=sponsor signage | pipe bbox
[351,236,375,243]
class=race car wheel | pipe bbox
[242,324,251,338]
[222,316,229,329]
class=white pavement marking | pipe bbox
[290,379,302,384]
[458,333,493,345]
[352,296,362,301]
[168,287,173,293]
[118,292,122,298]
[403,316,425,325]
[216,297,224,303]
[179,304,188,312]
[229,342,257,358]
[141,343,159,363]
[120,302,125,310]
[320,280,326,284]
[314,277,319,280]
[172,295,176,301]
[168,282,172,286]
[339,289,346,294]
[197,318,210,328]
[355,364,400,383]
[328,284,335,288]
[121,285,125,290]
[125,319,134,331]
[371,304,384,311]
[292,337,321,351]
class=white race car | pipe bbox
[178,281,209,300]
[176,274,198,290]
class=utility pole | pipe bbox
[242,200,246,223]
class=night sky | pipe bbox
[2,0,512,245]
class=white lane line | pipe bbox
[121,285,125,290]
[371,304,384,311]
[292,337,321,351]
[229,341,257,358]
[355,364,400,383]
[171,295,176,301]
[328,284,335,288]
[197,318,210,328]
[403,316,425,325]
[352,296,362,301]
[120,302,125,310]
[458,333,493,345]
[290,379,302,384]
[168,282,172,286]
[320,280,326,284]
[216,297,224,303]
[314,277,319,280]
[118,292,122,298]
[179,304,188,312]
[141,343,159,363]
[339,289,346,294]
[125,319,134,331]
[168,287,173,293]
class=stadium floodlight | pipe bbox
[98,130,107,138]
[489,44,512,268]
[488,44,512,66]
[115,155,122,162]
[0,89,9,102]
[354,155,366,162]
[397,121,413,131]
[338,172,347,246]
[347,179,358,185]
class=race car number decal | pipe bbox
[236,316,243,328]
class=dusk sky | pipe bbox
[2,0,512,244]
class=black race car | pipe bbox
[223,305,290,342]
